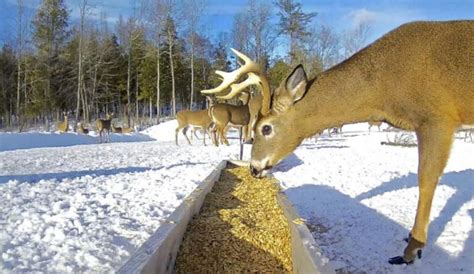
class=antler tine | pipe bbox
[218,73,260,100]
[201,48,271,115]
[229,48,271,115]
[201,48,261,95]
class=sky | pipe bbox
[0,0,473,49]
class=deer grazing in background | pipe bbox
[175,109,213,145]
[96,113,113,143]
[57,112,69,133]
[111,122,122,133]
[202,21,474,265]
[122,126,134,133]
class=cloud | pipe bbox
[347,8,378,26]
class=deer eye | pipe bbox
[262,125,272,136]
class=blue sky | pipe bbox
[1,0,473,47]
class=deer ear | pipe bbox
[285,65,308,103]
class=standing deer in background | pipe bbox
[202,21,474,264]
[57,112,69,133]
[175,109,213,145]
[368,120,383,133]
[96,113,113,143]
[207,73,264,146]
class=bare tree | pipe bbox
[342,21,371,58]
[161,0,180,117]
[16,0,25,126]
[149,0,167,120]
[183,0,205,110]
[306,24,341,70]
[75,0,89,128]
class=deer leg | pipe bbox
[175,126,182,146]
[183,126,192,145]
[203,130,207,146]
[222,126,230,145]
[389,122,455,264]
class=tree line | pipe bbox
[0,0,370,131]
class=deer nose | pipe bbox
[250,165,260,177]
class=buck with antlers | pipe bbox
[175,109,213,146]
[96,113,113,143]
[202,21,474,265]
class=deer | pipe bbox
[77,122,89,134]
[201,21,474,265]
[57,112,69,133]
[111,122,122,133]
[175,109,213,146]
[122,126,134,133]
[96,113,113,143]
[208,76,263,146]
[457,125,474,142]
[368,120,383,133]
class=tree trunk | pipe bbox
[126,44,132,126]
[168,32,176,117]
[156,43,161,121]
[190,35,194,110]
[135,71,139,124]
[75,32,83,129]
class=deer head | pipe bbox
[201,49,309,177]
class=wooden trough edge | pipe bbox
[117,160,334,274]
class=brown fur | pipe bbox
[368,120,382,132]
[96,113,112,143]
[77,122,89,134]
[111,123,122,133]
[209,93,262,146]
[57,112,68,133]
[175,109,213,145]
[209,103,250,146]
[248,21,473,262]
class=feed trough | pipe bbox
[118,160,334,274]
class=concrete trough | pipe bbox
[118,160,334,274]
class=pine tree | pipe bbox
[32,0,70,119]
[275,0,316,64]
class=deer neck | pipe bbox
[294,60,382,137]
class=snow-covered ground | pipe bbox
[0,121,472,273]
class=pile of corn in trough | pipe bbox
[174,165,293,273]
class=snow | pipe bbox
[0,131,154,152]
[0,121,472,273]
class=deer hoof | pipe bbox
[388,250,422,265]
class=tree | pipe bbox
[0,45,17,127]
[32,0,70,120]
[306,24,341,70]
[268,58,290,88]
[342,21,371,58]
[74,0,90,126]
[147,0,167,120]
[275,0,316,64]
[183,0,205,110]
[164,15,178,116]
[232,0,277,69]
[15,0,25,122]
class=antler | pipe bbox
[201,48,271,115]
